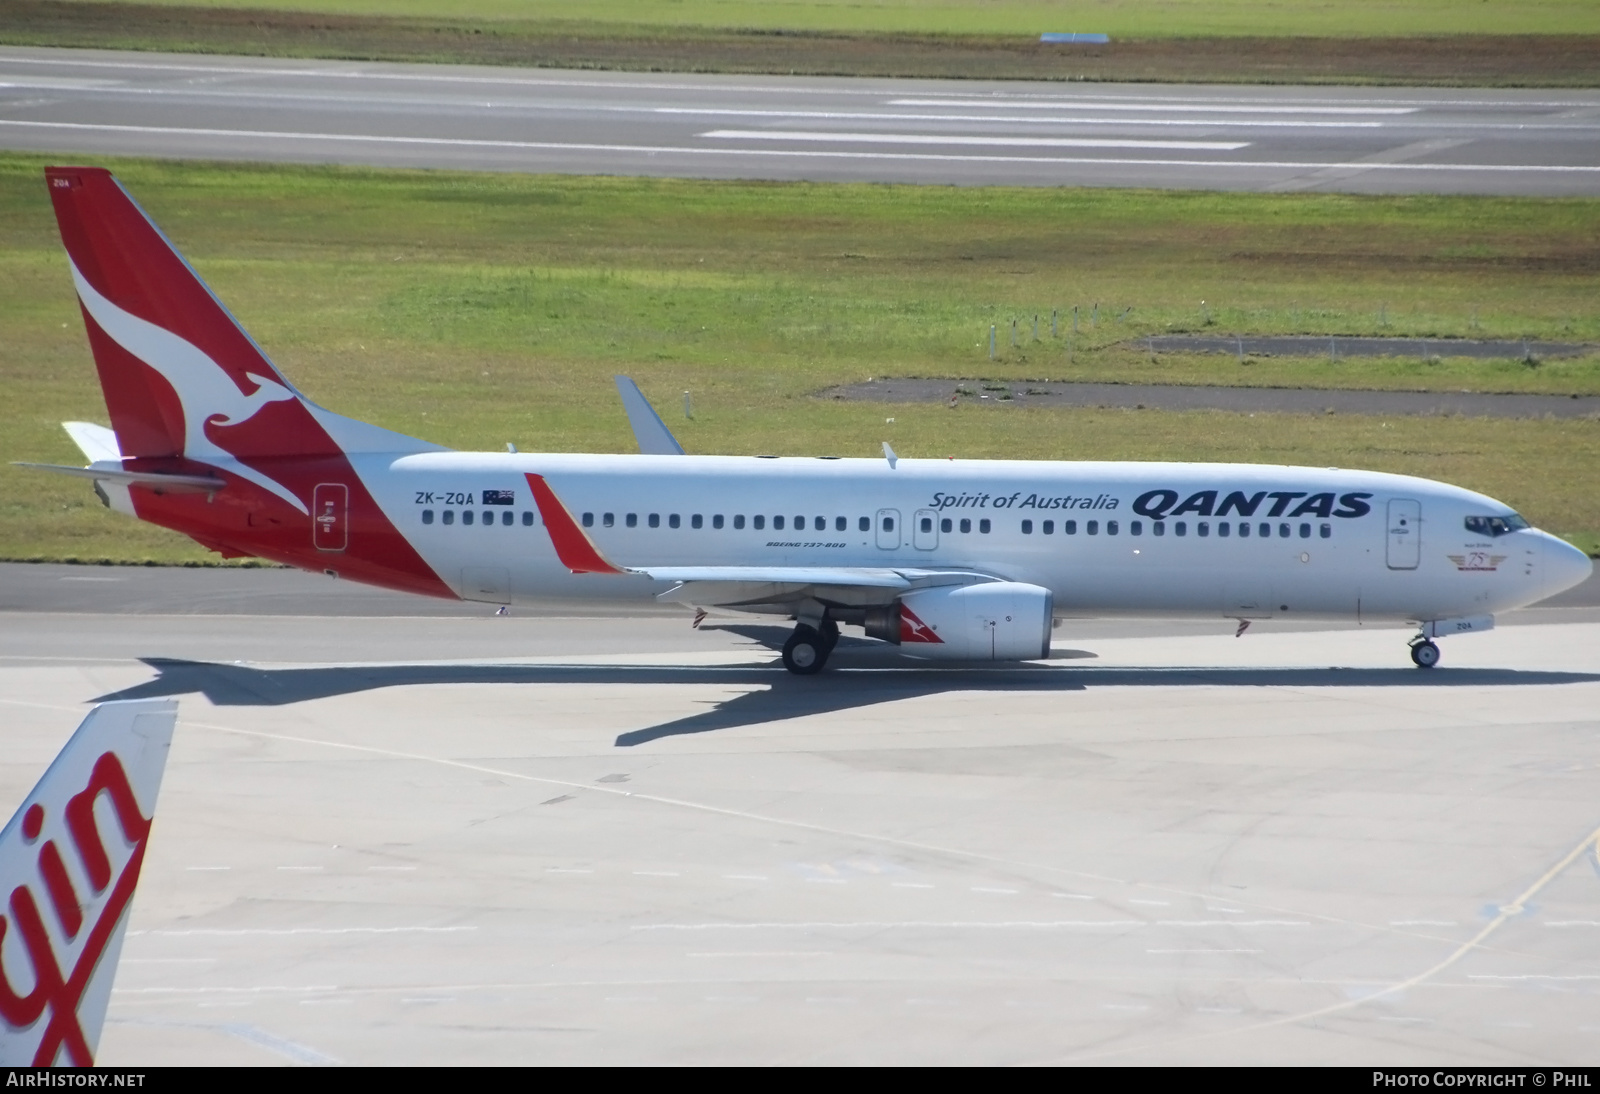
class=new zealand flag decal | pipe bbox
[482,489,516,505]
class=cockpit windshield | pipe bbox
[1464,514,1530,537]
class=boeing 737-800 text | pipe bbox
[20,167,1592,673]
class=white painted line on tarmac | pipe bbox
[972,886,1019,894]
[1545,920,1600,926]
[701,129,1252,151]
[1391,919,1458,926]
[637,920,1144,930]
[633,870,680,877]
[4,120,1598,173]
[722,874,769,881]
[1148,949,1264,954]
[652,107,1382,128]
[891,99,1418,116]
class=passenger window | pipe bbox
[464,510,475,526]
[796,515,806,531]
[836,516,847,532]
[626,513,637,528]
[1153,521,1163,536]
[1279,523,1290,538]
[649,514,660,528]
[422,509,434,525]
[1021,519,1033,534]
[1107,520,1118,536]
[484,515,494,531]
[1130,520,1141,536]
[734,514,746,530]
[581,512,593,528]
[1088,520,1099,535]
[1043,520,1054,535]
[1065,520,1077,535]
[1239,520,1250,538]
[921,517,933,533]
[859,516,871,532]
[1320,523,1331,539]
[502,511,514,526]
[1218,521,1229,537]
[669,514,681,529]
[882,516,895,532]
[692,514,703,529]
[813,516,824,531]
[602,512,614,528]
[713,514,724,529]
[1259,522,1270,538]
[960,518,971,533]
[979,519,991,534]
[1175,522,1187,536]
[941,518,953,533]
[754,515,765,530]
[523,511,535,526]
[774,515,785,531]
[442,510,454,526]
[1299,523,1311,538]
[1198,522,1209,537]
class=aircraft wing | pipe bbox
[0,699,178,1067]
[614,376,685,456]
[636,566,998,608]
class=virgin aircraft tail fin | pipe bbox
[0,699,178,1067]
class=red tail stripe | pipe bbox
[524,474,625,575]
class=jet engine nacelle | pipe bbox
[866,581,1054,661]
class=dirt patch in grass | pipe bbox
[3,1,1598,86]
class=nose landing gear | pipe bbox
[782,618,840,675]
[1409,637,1441,669]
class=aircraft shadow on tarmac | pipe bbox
[92,630,1600,748]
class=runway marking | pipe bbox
[890,99,1416,116]
[7,119,1598,173]
[1148,949,1263,954]
[639,919,1145,929]
[687,952,830,958]
[547,867,593,873]
[971,886,1019,894]
[700,129,1252,151]
[633,870,680,877]
[276,865,323,871]
[1129,898,1171,906]
[652,107,1382,129]
[1544,920,1600,927]
[722,874,769,881]
[1390,919,1458,926]
[1054,893,1094,900]
[1468,974,1600,981]
[893,882,934,889]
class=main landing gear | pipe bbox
[782,618,840,675]
[1409,636,1441,669]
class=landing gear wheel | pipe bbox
[818,618,840,652]
[782,625,829,675]
[1410,639,1441,669]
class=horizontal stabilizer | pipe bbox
[14,461,226,495]
[62,422,121,464]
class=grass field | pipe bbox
[3,154,1597,562]
[6,1,1600,85]
[54,0,1600,38]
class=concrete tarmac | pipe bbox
[3,566,1599,1064]
[3,46,1599,195]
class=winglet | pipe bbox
[524,473,626,575]
[883,442,898,470]
[0,698,178,1067]
[614,377,685,456]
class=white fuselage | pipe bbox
[350,453,1582,624]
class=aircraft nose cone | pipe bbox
[1543,533,1593,599]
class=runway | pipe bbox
[3,565,1599,1064]
[3,46,1599,195]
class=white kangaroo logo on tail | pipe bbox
[69,260,308,514]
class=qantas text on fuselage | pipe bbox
[20,166,1592,675]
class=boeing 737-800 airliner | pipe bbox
[21,167,1592,673]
